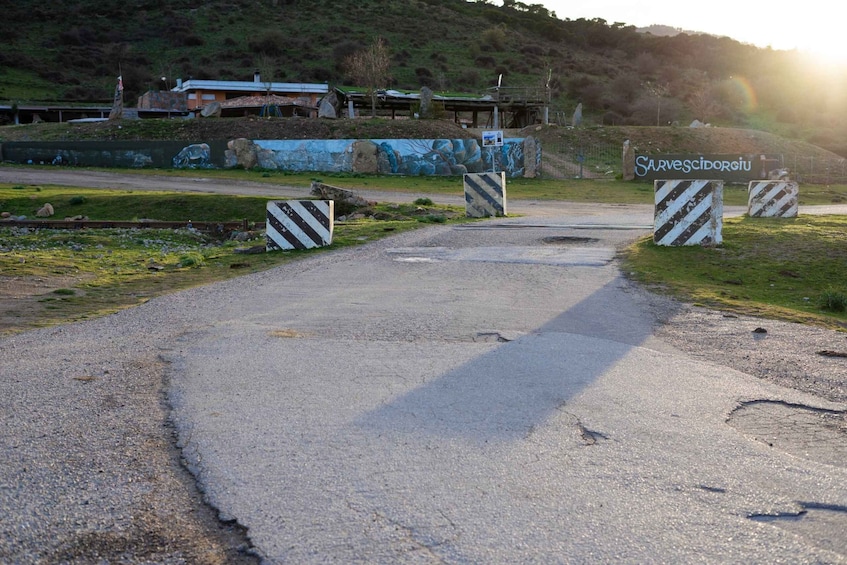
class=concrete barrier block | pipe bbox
[747,180,798,218]
[654,179,723,246]
[464,172,507,218]
[266,200,334,251]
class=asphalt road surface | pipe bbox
[1,167,846,563]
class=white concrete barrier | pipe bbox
[654,179,723,246]
[464,172,507,217]
[266,200,334,251]
[747,180,798,218]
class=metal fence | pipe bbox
[540,142,621,179]
[540,141,847,184]
[783,154,847,185]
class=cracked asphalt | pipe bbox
[1,168,846,563]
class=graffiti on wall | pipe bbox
[172,143,213,169]
[2,137,539,177]
[2,140,227,169]
[250,138,535,177]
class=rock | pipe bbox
[234,245,266,254]
[572,103,582,127]
[36,203,54,217]
[200,102,222,118]
[419,86,433,119]
[231,231,258,242]
[622,139,635,181]
[318,92,338,119]
[310,181,374,207]
[225,138,259,169]
[1,212,10,219]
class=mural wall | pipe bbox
[1,137,540,178]
[244,138,538,178]
[0,140,228,169]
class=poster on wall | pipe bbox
[481,130,504,148]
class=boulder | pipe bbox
[36,203,54,217]
[310,181,374,207]
[419,86,433,118]
[201,102,222,118]
[622,139,635,181]
[225,138,259,169]
[318,92,338,119]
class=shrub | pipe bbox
[178,252,206,268]
[248,31,286,56]
[418,214,447,224]
[481,26,507,50]
[819,288,847,312]
[474,55,496,68]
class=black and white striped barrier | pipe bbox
[654,179,723,246]
[463,172,507,217]
[266,200,334,251]
[747,181,798,218]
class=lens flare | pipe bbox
[727,76,757,113]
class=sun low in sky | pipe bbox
[540,0,847,67]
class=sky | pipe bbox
[540,0,846,63]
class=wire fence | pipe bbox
[540,141,847,184]
[540,142,621,180]
[782,154,847,185]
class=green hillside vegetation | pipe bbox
[2,0,847,156]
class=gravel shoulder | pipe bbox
[631,282,847,405]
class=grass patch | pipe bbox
[0,183,272,222]
[0,189,469,335]
[6,166,847,207]
[621,215,847,330]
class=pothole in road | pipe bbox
[540,236,599,245]
[727,400,846,468]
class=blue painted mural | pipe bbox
[251,138,536,177]
[2,137,540,177]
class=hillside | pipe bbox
[3,0,847,157]
[524,124,844,160]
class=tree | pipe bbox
[687,86,721,124]
[344,37,390,118]
[643,81,670,126]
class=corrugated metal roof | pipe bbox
[173,79,328,94]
